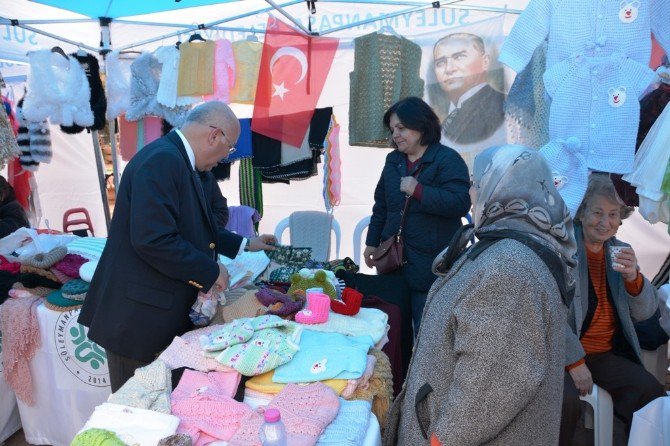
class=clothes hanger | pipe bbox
[378,25,400,38]
[50,46,69,60]
[246,33,259,42]
[188,32,206,43]
[76,45,87,57]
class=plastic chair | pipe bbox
[274,211,341,261]
[352,215,371,266]
[580,384,614,446]
[62,207,94,236]
[640,343,669,386]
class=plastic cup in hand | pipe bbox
[609,246,624,269]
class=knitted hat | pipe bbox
[79,260,98,282]
[71,428,126,446]
[539,137,589,218]
[44,290,83,312]
[20,246,68,269]
[61,279,89,302]
[287,270,336,300]
[20,264,61,286]
[53,253,88,279]
[255,288,305,317]
[50,267,73,284]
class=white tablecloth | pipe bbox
[0,320,21,443]
[16,303,111,446]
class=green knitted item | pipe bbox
[216,323,302,376]
[71,428,127,446]
[45,290,83,311]
[287,269,336,300]
[61,279,89,301]
[239,158,263,224]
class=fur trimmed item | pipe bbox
[61,52,107,134]
[16,99,51,171]
[127,52,191,126]
[23,49,94,127]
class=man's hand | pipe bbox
[400,176,419,196]
[247,234,277,252]
[213,262,229,292]
[363,246,376,268]
[569,363,593,396]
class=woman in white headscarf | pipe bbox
[384,145,576,446]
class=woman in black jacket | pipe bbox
[364,97,471,333]
[0,175,29,238]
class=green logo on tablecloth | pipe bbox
[54,309,109,387]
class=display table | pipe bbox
[0,330,21,443]
[16,303,110,446]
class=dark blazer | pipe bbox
[79,131,243,362]
[443,84,505,145]
[366,143,471,292]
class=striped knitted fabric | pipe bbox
[238,158,263,221]
[67,237,107,261]
[346,348,393,429]
[16,99,49,171]
[315,398,372,445]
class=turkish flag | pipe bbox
[252,17,339,147]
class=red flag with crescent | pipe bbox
[252,17,339,147]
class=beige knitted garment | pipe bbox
[346,348,392,431]
[177,40,216,96]
[217,288,267,324]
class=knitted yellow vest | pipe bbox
[177,41,216,96]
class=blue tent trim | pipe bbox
[30,0,242,19]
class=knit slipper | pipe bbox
[331,287,363,316]
[295,292,330,324]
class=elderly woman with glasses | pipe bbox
[560,174,664,446]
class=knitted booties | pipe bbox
[295,292,330,324]
[330,287,363,316]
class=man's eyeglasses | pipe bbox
[209,125,236,154]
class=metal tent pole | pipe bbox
[91,130,112,230]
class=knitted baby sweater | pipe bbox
[154,46,200,108]
[245,369,347,395]
[177,41,216,96]
[315,399,372,446]
[230,40,263,104]
[499,0,670,72]
[108,359,172,413]
[105,51,133,120]
[228,383,340,446]
[296,307,388,344]
[544,53,656,174]
[159,325,237,373]
[204,39,236,103]
[272,330,374,383]
[171,369,250,446]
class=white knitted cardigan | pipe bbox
[23,49,93,127]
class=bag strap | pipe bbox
[397,164,424,238]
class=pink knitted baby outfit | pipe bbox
[159,325,236,373]
[171,369,250,446]
[228,382,340,446]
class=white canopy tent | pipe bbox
[0,0,668,278]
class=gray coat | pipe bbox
[564,226,659,366]
[384,239,566,446]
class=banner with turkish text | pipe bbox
[252,16,339,147]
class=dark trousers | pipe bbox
[106,349,150,393]
[560,351,664,446]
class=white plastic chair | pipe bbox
[274,211,341,261]
[580,384,614,446]
[352,215,371,266]
[640,343,669,386]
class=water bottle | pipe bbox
[259,408,287,446]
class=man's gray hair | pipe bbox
[182,101,236,126]
[434,32,486,55]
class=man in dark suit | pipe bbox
[430,32,506,145]
[79,102,275,391]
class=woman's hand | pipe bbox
[569,363,593,396]
[400,176,419,196]
[363,246,376,268]
[613,247,639,282]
